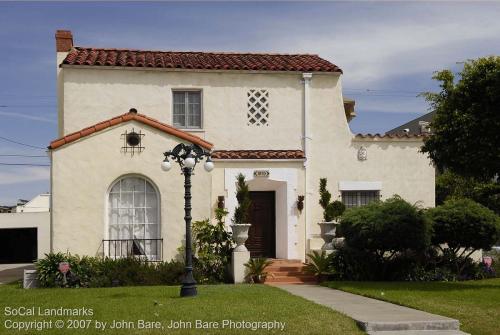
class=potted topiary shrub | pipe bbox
[318,178,346,251]
[244,258,272,283]
[231,173,252,251]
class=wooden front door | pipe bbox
[246,191,276,258]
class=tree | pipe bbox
[427,198,500,275]
[436,170,500,214]
[421,56,500,180]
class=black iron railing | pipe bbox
[101,239,163,262]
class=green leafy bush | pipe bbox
[332,196,432,280]
[330,246,380,281]
[35,253,184,288]
[192,208,234,283]
[427,198,500,276]
[305,250,334,282]
[244,258,272,283]
[341,196,431,260]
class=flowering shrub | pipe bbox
[35,253,184,288]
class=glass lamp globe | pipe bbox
[184,157,196,168]
[204,160,214,172]
[161,159,172,171]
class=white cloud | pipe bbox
[230,4,499,88]
[0,166,49,185]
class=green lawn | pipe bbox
[0,283,363,335]
[324,279,500,335]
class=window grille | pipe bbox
[247,89,269,126]
[341,190,380,208]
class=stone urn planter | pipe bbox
[231,224,251,252]
[333,237,345,249]
[318,220,340,251]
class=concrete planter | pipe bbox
[231,223,251,252]
[333,237,345,249]
[23,269,39,289]
[318,221,340,251]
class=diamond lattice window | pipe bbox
[247,89,269,126]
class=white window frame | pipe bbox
[106,175,161,260]
[171,89,203,129]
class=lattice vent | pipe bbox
[247,89,269,126]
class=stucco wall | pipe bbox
[61,68,318,151]
[51,121,212,260]
[56,66,436,260]
[304,75,435,241]
[0,212,50,259]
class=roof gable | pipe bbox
[49,112,213,150]
[62,47,342,73]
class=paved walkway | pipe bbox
[278,285,468,335]
[0,264,34,284]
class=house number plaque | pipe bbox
[254,170,270,177]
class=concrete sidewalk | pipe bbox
[0,264,34,285]
[278,285,469,335]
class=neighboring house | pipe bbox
[386,111,435,136]
[48,30,434,262]
[0,194,51,263]
[0,206,15,213]
[15,193,50,213]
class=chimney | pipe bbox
[55,30,73,52]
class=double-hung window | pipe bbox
[173,91,202,129]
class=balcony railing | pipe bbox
[101,239,163,262]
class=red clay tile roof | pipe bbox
[354,133,428,140]
[61,47,342,73]
[49,112,213,150]
[211,150,305,160]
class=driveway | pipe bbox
[0,263,34,284]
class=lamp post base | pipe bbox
[180,270,197,297]
[180,284,197,297]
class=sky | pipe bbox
[0,1,499,205]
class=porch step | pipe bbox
[265,259,315,284]
[265,276,316,283]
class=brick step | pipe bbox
[268,259,303,263]
[267,266,306,272]
[265,276,316,283]
[266,271,310,276]
[269,274,315,280]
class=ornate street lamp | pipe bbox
[161,143,213,297]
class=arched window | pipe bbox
[108,176,160,260]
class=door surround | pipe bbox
[224,168,298,259]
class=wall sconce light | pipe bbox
[297,195,305,213]
[217,196,225,209]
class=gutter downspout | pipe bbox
[302,73,312,261]
[48,149,53,253]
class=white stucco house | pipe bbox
[48,30,434,262]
